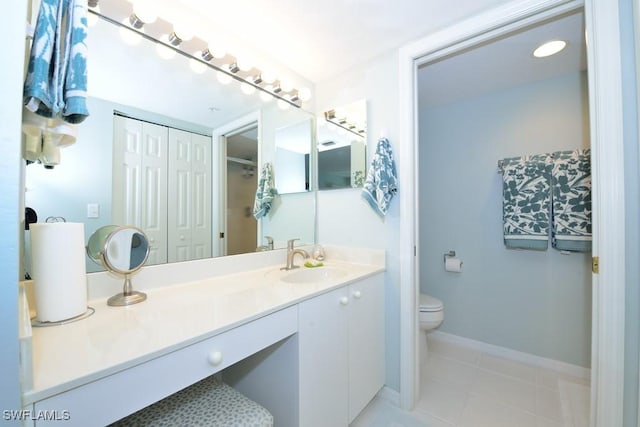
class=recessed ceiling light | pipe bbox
[533,40,567,58]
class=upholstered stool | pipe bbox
[110,375,274,426]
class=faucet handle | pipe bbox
[287,238,300,249]
[265,235,273,244]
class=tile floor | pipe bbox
[351,335,590,427]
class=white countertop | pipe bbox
[23,259,384,405]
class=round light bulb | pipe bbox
[261,70,276,84]
[205,43,226,59]
[240,82,256,95]
[298,87,312,102]
[533,40,567,58]
[189,56,207,74]
[236,56,253,72]
[217,71,232,85]
[279,79,293,93]
[132,0,157,24]
[172,20,194,43]
[155,43,176,60]
[119,19,143,45]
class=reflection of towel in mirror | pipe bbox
[253,163,279,219]
[24,0,89,124]
[362,137,398,218]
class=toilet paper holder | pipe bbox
[443,250,456,263]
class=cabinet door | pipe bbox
[348,274,385,422]
[298,287,349,427]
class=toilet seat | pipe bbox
[419,294,443,312]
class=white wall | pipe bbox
[315,51,402,390]
[2,0,27,418]
[419,71,592,367]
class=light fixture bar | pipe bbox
[87,8,303,108]
[324,110,366,138]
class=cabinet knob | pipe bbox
[353,291,362,299]
[339,296,349,306]
[180,235,185,240]
[208,351,223,366]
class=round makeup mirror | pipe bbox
[87,225,150,306]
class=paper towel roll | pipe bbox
[30,223,87,322]
[445,257,463,273]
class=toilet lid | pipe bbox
[419,294,443,312]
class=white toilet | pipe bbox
[419,293,444,364]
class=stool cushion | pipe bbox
[110,376,273,426]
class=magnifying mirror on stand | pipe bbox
[87,225,150,306]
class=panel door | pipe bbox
[168,128,193,262]
[112,116,143,227]
[140,122,168,265]
[190,133,212,260]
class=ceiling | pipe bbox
[418,11,587,108]
[173,0,518,83]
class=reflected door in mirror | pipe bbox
[113,116,212,265]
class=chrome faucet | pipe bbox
[282,238,309,270]
[256,236,274,252]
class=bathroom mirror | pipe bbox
[274,118,313,194]
[318,100,367,190]
[87,225,150,306]
[24,8,316,273]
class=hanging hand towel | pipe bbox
[253,163,278,219]
[362,137,398,218]
[502,154,552,250]
[24,0,89,124]
[551,149,592,252]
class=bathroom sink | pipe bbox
[280,267,348,284]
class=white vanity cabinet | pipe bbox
[298,273,385,426]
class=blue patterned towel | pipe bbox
[502,154,553,250]
[24,0,89,124]
[551,149,592,252]
[362,138,398,218]
[253,163,278,219]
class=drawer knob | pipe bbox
[208,351,223,366]
[339,296,349,306]
[353,291,362,299]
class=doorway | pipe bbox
[398,1,628,425]
[224,125,259,256]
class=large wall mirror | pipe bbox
[24,8,316,273]
[318,99,367,190]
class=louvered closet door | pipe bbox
[112,116,168,265]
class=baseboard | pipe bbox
[376,385,400,407]
[430,330,591,380]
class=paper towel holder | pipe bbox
[87,225,150,306]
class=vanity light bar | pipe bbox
[86,5,305,108]
[324,110,366,138]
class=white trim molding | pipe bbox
[398,1,627,425]
[584,1,627,426]
[430,331,591,380]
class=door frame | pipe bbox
[397,0,627,425]
[211,111,261,256]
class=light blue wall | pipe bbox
[620,0,640,424]
[419,71,592,367]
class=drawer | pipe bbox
[33,306,297,426]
